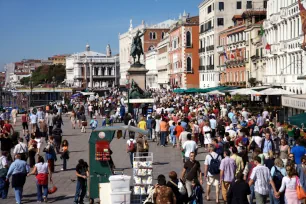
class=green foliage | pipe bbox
[232,94,249,101]
[20,64,66,86]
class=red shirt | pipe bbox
[175,125,184,137]
[3,124,12,132]
[21,115,28,123]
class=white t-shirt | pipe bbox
[126,139,136,146]
[252,136,263,148]
[35,162,49,174]
[0,156,8,169]
[203,126,211,134]
[242,111,249,120]
[182,140,197,157]
[204,152,222,177]
[30,114,37,124]
[279,176,297,192]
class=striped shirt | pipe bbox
[250,164,271,195]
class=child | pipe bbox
[24,130,30,145]
[90,116,98,131]
[190,179,203,204]
[60,139,69,171]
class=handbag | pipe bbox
[169,179,187,195]
[82,121,87,126]
[48,180,58,194]
[296,176,306,199]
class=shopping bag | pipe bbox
[296,176,306,199]
[48,180,58,194]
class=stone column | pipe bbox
[98,67,102,75]
[89,62,93,89]
[104,67,108,76]
[111,67,115,75]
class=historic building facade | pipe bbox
[65,44,119,90]
[156,34,170,88]
[168,13,200,89]
[263,0,306,94]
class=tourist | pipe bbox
[21,113,29,136]
[275,164,299,204]
[11,108,18,126]
[190,179,203,204]
[270,158,286,204]
[52,124,62,154]
[291,139,306,164]
[287,125,296,147]
[28,134,38,167]
[27,156,52,202]
[204,145,221,203]
[89,116,98,131]
[3,120,14,135]
[6,154,29,204]
[155,115,161,144]
[203,121,212,150]
[166,171,187,204]
[13,138,28,161]
[181,152,202,198]
[159,118,168,147]
[227,172,250,204]
[175,122,184,148]
[296,155,306,196]
[80,113,87,133]
[279,138,290,166]
[209,116,217,138]
[169,122,176,147]
[70,110,76,129]
[146,115,153,140]
[37,107,45,123]
[74,159,89,204]
[220,149,236,203]
[47,111,54,136]
[261,132,275,158]
[182,133,197,162]
[138,117,147,130]
[60,139,69,171]
[153,174,176,204]
[0,151,9,199]
[30,111,38,133]
[126,135,136,166]
[264,150,275,170]
[0,133,13,159]
[45,136,57,173]
[230,146,244,177]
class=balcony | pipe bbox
[217,46,225,54]
[271,43,281,55]
[206,45,214,52]
[199,66,205,71]
[280,42,288,52]
[270,13,281,25]
[225,59,247,67]
[280,7,288,19]
[207,65,214,70]
[199,48,206,53]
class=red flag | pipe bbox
[265,43,271,50]
[230,53,235,59]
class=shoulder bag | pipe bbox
[296,176,306,199]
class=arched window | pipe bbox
[186,31,191,47]
[153,32,156,39]
[187,57,192,72]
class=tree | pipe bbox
[248,77,258,87]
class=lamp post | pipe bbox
[52,76,56,102]
[0,82,2,108]
[126,73,132,114]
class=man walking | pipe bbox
[6,154,29,204]
[0,151,9,199]
[204,145,222,203]
[13,138,28,161]
[181,152,203,198]
[182,133,197,162]
[220,149,236,203]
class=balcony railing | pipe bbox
[199,48,206,53]
[206,45,214,51]
[199,66,205,71]
[225,59,247,67]
[217,46,225,54]
[207,65,214,70]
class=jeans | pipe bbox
[63,158,67,170]
[74,180,87,203]
[249,184,255,204]
[288,137,295,147]
[0,177,8,199]
[160,131,167,146]
[171,134,176,145]
[129,152,133,166]
[14,187,23,204]
[148,128,152,140]
[269,188,280,204]
[255,192,268,204]
[36,181,48,201]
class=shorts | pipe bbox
[207,176,220,186]
[22,122,28,130]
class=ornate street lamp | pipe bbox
[28,79,33,107]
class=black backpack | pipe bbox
[208,154,221,175]
[272,166,284,191]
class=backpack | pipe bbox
[272,166,284,191]
[128,140,136,152]
[208,154,221,175]
[130,120,136,127]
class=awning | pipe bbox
[230,88,261,95]
[288,113,306,128]
[259,88,296,95]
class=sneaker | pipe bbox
[61,168,64,171]
[43,196,47,202]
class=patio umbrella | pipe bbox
[259,88,296,95]
[207,90,225,95]
[230,88,261,95]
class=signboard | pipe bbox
[282,96,306,111]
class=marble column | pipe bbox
[98,67,102,75]
[89,63,93,89]
[104,67,107,76]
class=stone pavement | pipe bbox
[3,116,219,204]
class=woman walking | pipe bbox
[275,164,299,204]
[28,134,38,168]
[81,113,87,133]
[27,156,52,203]
[60,140,69,171]
[70,110,76,129]
[45,136,57,173]
[279,139,290,166]
[203,121,212,150]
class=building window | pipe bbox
[186,31,191,47]
[237,1,242,9]
[150,32,157,40]
[246,1,252,9]
[217,18,224,26]
[208,5,212,14]
[219,2,224,11]
[161,32,165,39]
[264,0,267,8]
[187,57,192,72]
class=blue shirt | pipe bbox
[6,159,30,179]
[37,111,44,120]
[169,125,175,136]
[263,139,273,153]
[181,121,187,130]
[270,166,286,177]
[146,119,152,129]
[291,146,306,164]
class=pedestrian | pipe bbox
[30,111,38,133]
[261,132,275,158]
[269,158,286,204]
[203,121,212,150]
[60,139,69,171]
[28,134,38,167]
[169,122,176,147]
[11,108,18,126]
[227,172,250,204]
[74,159,89,204]
[47,111,54,136]
[190,179,204,204]
[296,155,306,198]
[181,152,203,198]
[204,145,221,203]
[220,149,236,203]
[6,154,30,204]
[160,118,168,147]
[279,138,290,166]
[182,133,197,162]
[89,116,98,131]
[248,156,277,204]
[52,124,62,154]
[27,156,52,202]
[3,120,14,135]
[88,103,93,119]
[81,113,87,133]
[264,150,275,170]
[45,136,57,173]
[138,117,147,130]
[21,113,29,136]
[166,171,188,204]
[146,115,153,140]
[175,122,184,148]
[13,138,28,161]
[0,151,9,199]
[291,139,306,165]
[0,133,13,159]
[70,110,76,129]
[153,174,176,204]
[126,135,136,166]
[275,164,299,204]
[231,146,244,177]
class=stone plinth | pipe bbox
[127,64,149,90]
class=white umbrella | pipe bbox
[230,88,261,95]
[259,88,296,95]
[207,90,225,95]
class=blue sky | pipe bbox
[0,0,201,70]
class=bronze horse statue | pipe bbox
[130,30,146,64]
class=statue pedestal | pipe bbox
[127,64,149,90]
